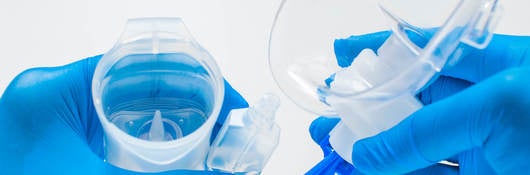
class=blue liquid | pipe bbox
[100,53,216,141]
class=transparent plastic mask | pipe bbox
[269,0,501,164]
[92,18,225,172]
[269,0,501,116]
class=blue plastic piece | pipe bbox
[306,135,355,175]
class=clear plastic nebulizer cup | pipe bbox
[269,0,501,164]
[92,18,225,172]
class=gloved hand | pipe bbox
[309,31,530,174]
[0,55,248,174]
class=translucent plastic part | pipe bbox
[206,93,281,174]
[92,18,225,172]
[269,0,500,164]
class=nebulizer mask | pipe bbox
[268,0,501,173]
[92,18,280,173]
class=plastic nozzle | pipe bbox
[253,93,281,121]
[206,93,281,173]
[148,110,165,141]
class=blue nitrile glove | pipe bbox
[0,55,248,175]
[309,31,530,174]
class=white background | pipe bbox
[0,0,529,174]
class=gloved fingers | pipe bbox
[3,55,102,97]
[351,67,530,174]
[215,79,249,124]
[2,55,102,131]
[334,31,391,67]
[334,31,530,83]
[2,55,105,158]
[308,116,340,143]
[417,76,472,105]
[403,164,458,175]
[333,28,435,68]
[441,34,530,83]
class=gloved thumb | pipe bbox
[351,67,530,174]
[309,117,340,143]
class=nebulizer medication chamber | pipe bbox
[92,18,280,173]
[92,18,225,172]
[269,0,501,170]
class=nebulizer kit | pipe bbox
[92,18,280,173]
[90,0,501,173]
[268,0,501,174]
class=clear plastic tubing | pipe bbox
[91,18,225,172]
